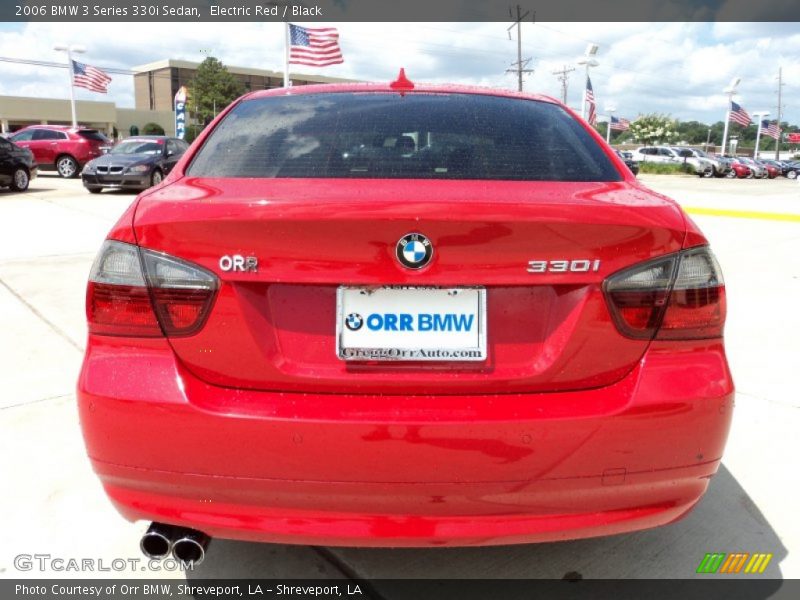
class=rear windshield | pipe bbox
[77,130,109,142]
[187,93,621,181]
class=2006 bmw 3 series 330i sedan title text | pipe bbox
[77,74,733,560]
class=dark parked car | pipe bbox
[785,164,800,179]
[9,125,110,178]
[762,159,800,179]
[82,136,189,193]
[615,150,639,175]
[0,136,38,192]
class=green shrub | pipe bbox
[142,122,166,135]
[638,162,690,175]
[184,123,203,144]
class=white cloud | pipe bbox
[0,21,798,125]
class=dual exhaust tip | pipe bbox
[140,523,210,566]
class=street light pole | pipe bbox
[752,111,770,159]
[578,43,599,120]
[54,44,85,127]
[720,77,740,156]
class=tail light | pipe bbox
[604,246,726,340]
[87,240,218,337]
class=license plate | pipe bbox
[336,286,486,361]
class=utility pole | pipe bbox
[775,67,784,160]
[506,5,534,92]
[552,65,575,104]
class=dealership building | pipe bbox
[0,59,353,136]
[133,59,352,112]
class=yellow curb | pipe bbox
[684,207,800,223]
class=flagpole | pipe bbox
[55,44,81,127]
[720,78,740,156]
[581,74,587,119]
[752,111,769,159]
[754,120,762,159]
[721,102,731,156]
[577,45,599,119]
[283,22,290,87]
[67,48,78,126]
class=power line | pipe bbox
[0,56,164,78]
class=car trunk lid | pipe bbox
[133,177,686,395]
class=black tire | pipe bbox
[56,155,79,178]
[150,169,163,187]
[725,170,736,179]
[787,170,797,180]
[86,186,102,194]
[10,167,30,191]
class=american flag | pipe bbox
[584,76,596,126]
[71,60,111,93]
[610,116,630,131]
[288,24,343,67]
[761,119,781,140]
[729,101,752,127]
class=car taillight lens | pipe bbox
[87,240,218,337]
[604,246,725,340]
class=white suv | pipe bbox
[632,146,713,177]
[672,147,730,177]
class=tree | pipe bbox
[142,122,165,135]
[628,113,679,145]
[187,57,244,126]
[674,120,712,145]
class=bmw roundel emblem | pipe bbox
[396,233,433,269]
[345,313,364,331]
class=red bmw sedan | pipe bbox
[77,76,732,563]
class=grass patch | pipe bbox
[638,162,694,175]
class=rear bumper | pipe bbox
[77,337,734,547]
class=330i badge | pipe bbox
[78,71,732,560]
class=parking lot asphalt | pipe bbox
[0,174,798,582]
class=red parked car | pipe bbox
[762,162,780,179]
[9,125,110,178]
[78,77,733,563]
[728,159,753,178]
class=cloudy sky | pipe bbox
[0,21,798,125]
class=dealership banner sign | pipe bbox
[174,86,187,140]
